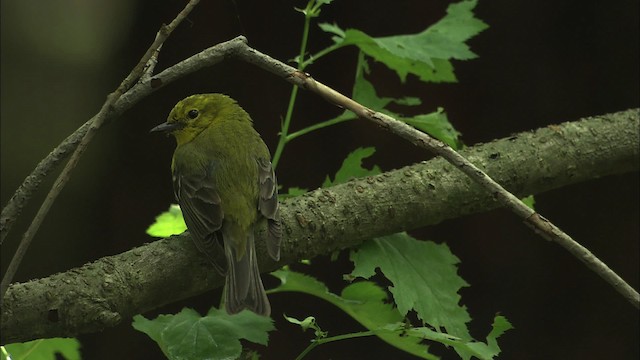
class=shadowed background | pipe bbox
[1,1,638,359]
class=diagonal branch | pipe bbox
[0,33,241,247]
[233,43,640,308]
[0,0,200,245]
[1,110,638,343]
[0,0,201,301]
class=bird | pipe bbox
[151,93,281,316]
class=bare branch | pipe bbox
[0,0,201,301]
[233,44,640,308]
[0,36,244,249]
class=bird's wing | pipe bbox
[257,157,282,261]
[173,161,227,274]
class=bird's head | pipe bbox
[151,93,248,145]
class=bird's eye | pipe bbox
[187,109,199,119]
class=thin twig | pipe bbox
[141,44,163,82]
[0,0,201,302]
[0,35,240,249]
[0,122,90,245]
[0,2,200,246]
[233,43,640,308]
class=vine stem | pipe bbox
[295,330,378,360]
[287,114,355,142]
[301,42,344,68]
[271,2,315,169]
[272,86,299,169]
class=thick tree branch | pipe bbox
[2,110,637,343]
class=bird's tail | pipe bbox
[223,228,271,316]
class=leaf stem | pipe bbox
[287,113,356,142]
[272,86,299,169]
[295,330,378,360]
[272,1,315,169]
[301,43,344,68]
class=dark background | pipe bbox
[1,1,638,359]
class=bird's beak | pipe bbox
[150,121,184,133]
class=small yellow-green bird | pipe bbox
[151,94,281,316]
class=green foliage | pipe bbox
[521,195,536,210]
[294,0,332,18]
[270,269,433,358]
[290,50,463,148]
[283,315,328,338]
[352,54,463,148]
[1,338,80,360]
[132,307,275,360]
[323,147,381,187]
[349,234,512,360]
[274,0,485,165]
[270,266,512,359]
[401,108,462,149]
[317,0,488,82]
[351,233,471,337]
[146,204,187,238]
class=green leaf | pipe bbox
[403,314,512,360]
[351,55,462,148]
[346,29,457,82]
[351,55,394,109]
[401,108,462,149]
[270,269,435,359]
[284,315,318,331]
[2,338,80,360]
[297,0,333,18]
[323,147,381,187]
[284,315,328,338]
[146,204,187,238]
[350,234,513,359]
[270,267,511,359]
[376,0,488,64]
[322,0,487,82]
[269,268,333,300]
[352,69,392,109]
[318,22,344,38]
[464,315,514,359]
[132,307,275,360]
[392,97,422,106]
[350,233,471,340]
[521,195,536,210]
